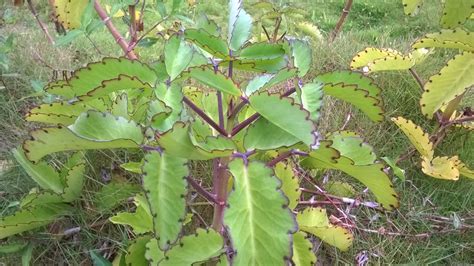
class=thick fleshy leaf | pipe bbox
[226,56,288,73]
[350,47,414,72]
[0,242,28,254]
[228,0,252,51]
[292,231,316,266]
[142,151,188,250]
[274,162,300,209]
[421,156,460,180]
[94,181,141,212]
[301,82,323,122]
[458,161,474,179]
[382,156,406,181]
[145,239,165,265]
[165,34,194,80]
[12,148,64,193]
[186,67,241,96]
[302,142,399,210]
[328,131,377,165]
[238,42,285,60]
[0,204,70,239]
[54,0,88,29]
[440,0,473,28]
[60,163,86,202]
[157,122,235,160]
[45,58,157,98]
[110,94,129,119]
[245,68,298,96]
[125,236,152,266]
[195,14,220,37]
[412,28,474,52]
[391,117,433,159]
[161,228,224,266]
[26,101,94,125]
[243,118,300,150]
[77,75,153,101]
[290,39,312,77]
[420,52,474,117]
[315,70,381,99]
[350,48,397,69]
[224,159,296,266]
[297,208,353,251]
[321,83,384,122]
[184,29,229,58]
[249,92,316,145]
[325,181,356,197]
[109,194,153,234]
[402,0,423,16]
[152,83,184,132]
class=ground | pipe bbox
[0,0,473,264]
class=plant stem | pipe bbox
[26,0,55,45]
[267,150,308,167]
[186,176,218,205]
[183,97,228,136]
[441,93,464,123]
[94,0,138,60]
[231,113,259,136]
[329,0,353,42]
[211,159,229,232]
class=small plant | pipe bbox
[2,0,401,264]
[350,0,474,181]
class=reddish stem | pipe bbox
[183,97,228,136]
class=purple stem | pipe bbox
[186,176,219,205]
[230,113,260,136]
[183,96,228,136]
[267,150,308,167]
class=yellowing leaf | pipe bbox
[402,0,423,16]
[421,156,460,180]
[391,117,434,159]
[54,0,88,29]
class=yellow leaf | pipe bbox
[391,117,434,159]
[421,156,460,180]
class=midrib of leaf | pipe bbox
[242,165,257,261]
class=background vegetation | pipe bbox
[0,0,472,264]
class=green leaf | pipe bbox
[12,148,64,193]
[301,82,323,122]
[21,243,33,266]
[315,70,381,99]
[292,231,316,266]
[229,57,288,73]
[249,92,316,145]
[224,159,296,266]
[77,75,153,101]
[297,207,353,251]
[45,58,157,98]
[165,34,194,80]
[161,228,224,266]
[186,67,241,96]
[145,239,165,265]
[143,151,188,250]
[94,181,141,212]
[301,142,399,210]
[152,83,184,132]
[90,250,112,266]
[391,117,433,159]
[120,161,143,174]
[228,0,252,51]
[61,162,86,202]
[0,242,27,254]
[290,39,312,77]
[125,236,152,266]
[327,131,377,165]
[238,42,285,60]
[245,75,273,96]
[402,0,423,16]
[325,181,356,197]
[184,29,229,58]
[440,0,473,28]
[55,29,83,47]
[157,122,235,160]
[382,157,406,181]
[420,51,474,117]
[195,14,220,37]
[109,194,153,234]
[274,162,301,209]
[245,68,298,96]
[243,118,300,150]
[0,204,70,239]
[412,28,474,52]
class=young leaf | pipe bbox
[302,142,399,210]
[440,0,473,29]
[402,0,423,16]
[421,156,460,180]
[243,117,301,150]
[297,207,353,251]
[186,67,241,96]
[224,159,296,266]
[0,204,70,239]
[142,151,188,250]
[412,28,474,52]
[300,82,323,122]
[228,0,252,51]
[238,42,285,60]
[290,39,312,77]
[12,148,64,194]
[391,117,433,159]
[292,231,317,266]
[152,83,184,132]
[327,131,377,165]
[249,92,317,145]
[157,122,235,160]
[381,157,406,181]
[165,34,194,81]
[161,228,224,266]
[420,52,474,118]
[274,162,301,209]
[109,194,153,234]
[184,29,229,58]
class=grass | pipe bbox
[1,0,473,264]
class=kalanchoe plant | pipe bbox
[350,0,474,181]
[2,0,400,264]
